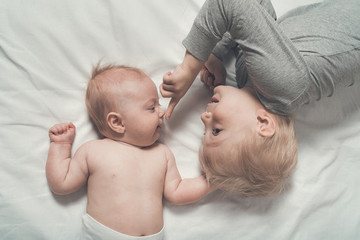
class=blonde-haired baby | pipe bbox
[160,0,360,196]
[46,64,211,240]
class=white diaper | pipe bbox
[81,214,164,240]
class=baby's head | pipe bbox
[86,63,164,147]
[199,85,297,197]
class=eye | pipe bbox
[147,106,156,112]
[212,128,222,136]
[148,101,160,112]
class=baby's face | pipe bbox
[201,86,260,150]
[116,74,165,147]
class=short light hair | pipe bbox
[199,114,297,197]
[85,62,145,138]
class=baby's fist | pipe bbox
[49,122,76,144]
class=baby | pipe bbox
[46,63,211,240]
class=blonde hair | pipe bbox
[85,62,145,138]
[199,114,297,197]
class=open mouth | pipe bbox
[157,121,163,131]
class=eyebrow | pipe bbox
[143,97,158,106]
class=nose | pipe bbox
[213,85,224,93]
[201,112,212,125]
[158,107,165,118]
[201,112,212,138]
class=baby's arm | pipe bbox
[163,146,213,205]
[46,122,88,195]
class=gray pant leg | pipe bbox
[235,0,278,88]
[279,0,360,98]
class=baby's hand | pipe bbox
[200,53,226,89]
[160,51,204,120]
[160,67,193,120]
[48,122,76,144]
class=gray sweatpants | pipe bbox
[183,0,360,115]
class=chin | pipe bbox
[141,136,160,148]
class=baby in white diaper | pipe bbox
[46,63,212,239]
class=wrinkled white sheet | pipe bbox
[1,0,359,239]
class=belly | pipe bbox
[86,187,164,236]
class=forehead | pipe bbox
[107,69,156,96]
[94,69,157,107]
[125,76,157,97]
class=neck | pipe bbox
[104,137,155,149]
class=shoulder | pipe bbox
[146,142,174,158]
[74,139,119,165]
[79,139,102,148]
[156,143,175,163]
[150,142,171,152]
[76,139,109,153]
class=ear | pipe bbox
[256,109,276,138]
[107,112,125,134]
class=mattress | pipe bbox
[1,0,359,239]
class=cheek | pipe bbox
[218,103,234,117]
[137,115,159,133]
[147,114,160,127]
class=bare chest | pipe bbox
[87,145,168,192]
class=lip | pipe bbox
[157,119,163,130]
[155,125,161,135]
[207,95,218,107]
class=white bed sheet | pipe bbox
[1,0,359,239]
